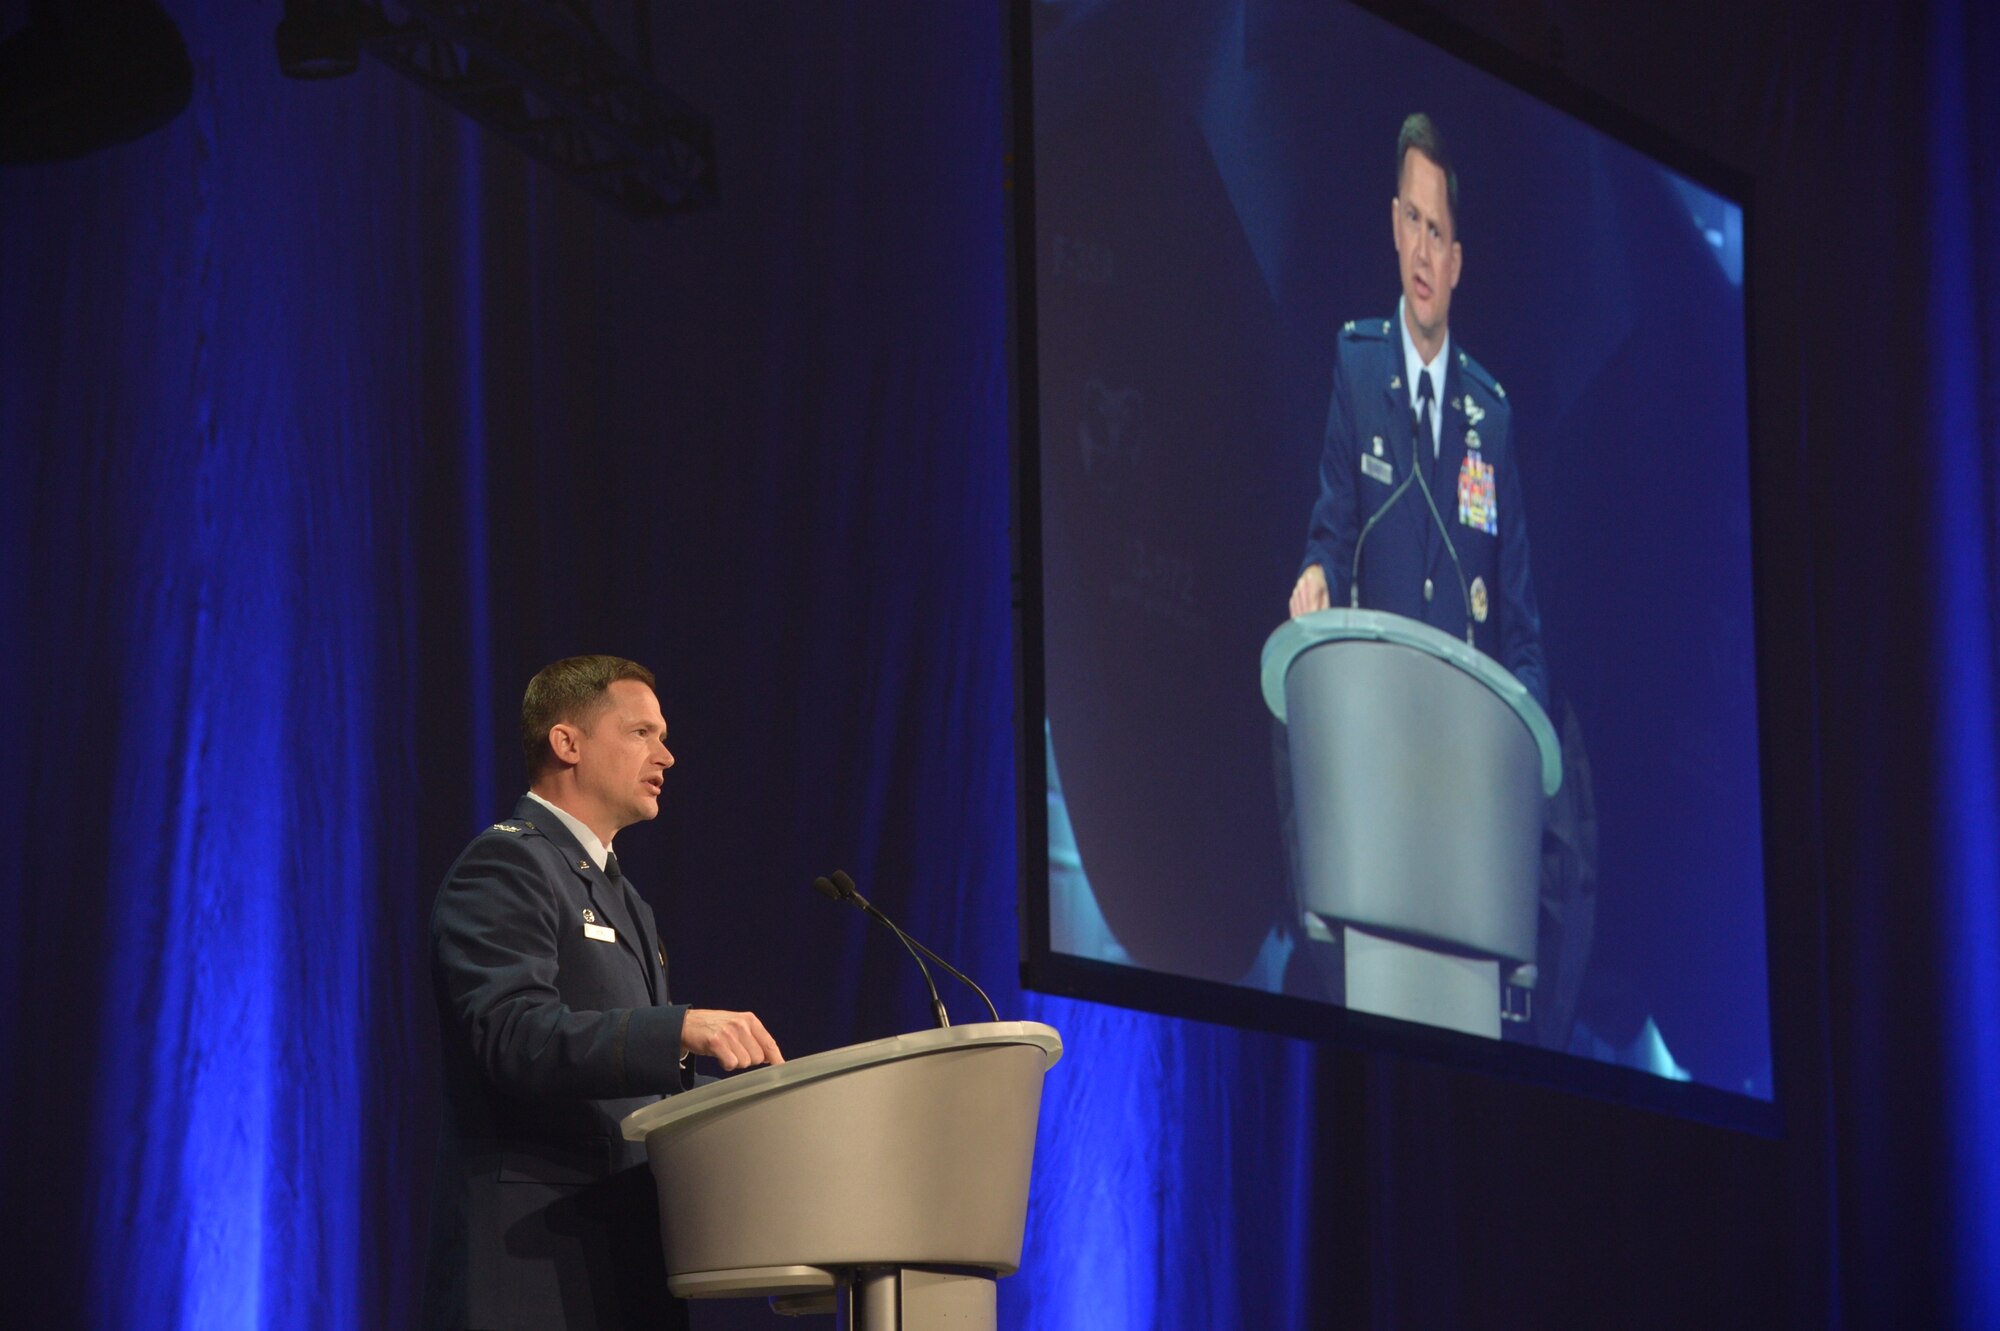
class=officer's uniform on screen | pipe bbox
[1300,316,1549,710]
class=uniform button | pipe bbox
[1423,578,1434,602]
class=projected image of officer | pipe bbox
[1288,113,1547,709]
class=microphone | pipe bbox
[832,872,1001,1023]
[1409,453,1474,647]
[813,874,949,1027]
[832,872,1001,1022]
[814,871,1002,1025]
[1349,463,1416,609]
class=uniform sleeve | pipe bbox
[1496,412,1550,712]
[431,836,688,1100]
[1303,351,1361,601]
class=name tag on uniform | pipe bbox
[1361,454,1393,485]
[583,922,618,943]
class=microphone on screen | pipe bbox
[1349,462,1416,608]
[1409,455,1474,647]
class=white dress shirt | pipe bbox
[1398,295,1451,458]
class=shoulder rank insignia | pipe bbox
[1343,319,1355,333]
[1381,319,1391,334]
[490,823,521,834]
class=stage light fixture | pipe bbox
[271,0,716,218]
[0,0,193,161]
[274,0,367,80]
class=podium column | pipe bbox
[839,1267,996,1331]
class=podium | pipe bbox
[620,1020,1064,1330]
[1263,609,1561,1036]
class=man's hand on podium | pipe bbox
[682,1009,785,1071]
[1290,564,1330,618]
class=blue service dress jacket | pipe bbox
[1300,315,1549,711]
[425,796,693,1331]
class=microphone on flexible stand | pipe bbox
[1349,464,1415,608]
[813,874,949,1027]
[832,871,1001,1023]
[1405,380,1473,645]
[812,871,1002,1025]
[1410,456,1474,647]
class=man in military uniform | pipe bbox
[1289,113,1547,710]
[425,655,783,1331]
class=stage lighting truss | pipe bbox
[359,0,714,218]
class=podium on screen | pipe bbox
[1264,609,1561,1036]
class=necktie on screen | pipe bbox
[1417,368,1436,460]
[604,851,623,882]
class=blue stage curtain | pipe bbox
[0,10,439,1324]
[1925,3,2000,1325]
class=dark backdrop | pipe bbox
[0,1,1994,1328]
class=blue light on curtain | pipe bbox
[1928,4,2000,1325]
[1011,996,1317,1330]
[19,17,425,1324]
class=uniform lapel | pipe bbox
[575,858,656,993]
[622,878,667,1004]
[521,798,656,992]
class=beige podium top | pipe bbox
[620,1019,1065,1141]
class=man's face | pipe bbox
[1393,148,1462,347]
[565,679,675,835]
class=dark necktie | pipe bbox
[1416,368,1436,462]
[598,850,659,1001]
